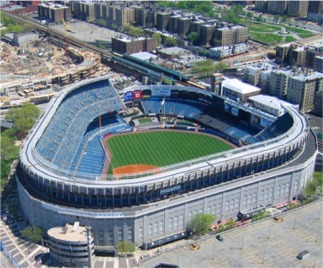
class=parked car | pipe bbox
[273,217,283,223]
[216,234,224,242]
[190,243,200,250]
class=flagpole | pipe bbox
[163,97,165,122]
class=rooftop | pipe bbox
[131,51,157,61]
[222,78,261,94]
[248,95,283,111]
[47,223,88,242]
[291,71,323,82]
[158,46,190,56]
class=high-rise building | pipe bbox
[255,0,268,12]
[287,0,309,18]
[214,25,248,47]
[190,19,204,35]
[116,7,135,27]
[146,9,157,28]
[157,12,170,31]
[177,17,192,37]
[135,7,147,27]
[231,25,248,44]
[270,70,291,98]
[275,44,291,64]
[168,14,181,34]
[200,24,216,46]
[214,27,233,46]
[259,70,271,94]
[307,1,323,23]
[313,90,323,116]
[244,66,262,86]
[314,56,323,73]
[289,47,307,67]
[286,72,323,112]
[38,3,71,23]
[268,0,287,15]
[112,36,157,54]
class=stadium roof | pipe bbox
[248,95,283,111]
[222,78,261,95]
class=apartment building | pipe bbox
[287,0,309,18]
[157,12,170,31]
[286,72,323,112]
[307,1,323,23]
[200,24,216,46]
[38,2,71,22]
[269,70,291,99]
[268,0,288,15]
[111,36,157,54]
[214,25,248,47]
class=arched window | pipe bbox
[260,190,264,201]
[169,218,173,230]
[159,220,164,234]
[179,215,184,228]
[235,198,239,209]
[153,222,158,234]
[230,200,234,210]
[286,183,290,193]
[148,224,152,236]
[174,216,178,229]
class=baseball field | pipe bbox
[105,130,233,175]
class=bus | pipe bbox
[237,205,266,221]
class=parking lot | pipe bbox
[139,201,322,268]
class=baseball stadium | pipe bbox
[16,75,317,253]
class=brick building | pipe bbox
[111,36,157,54]
[38,3,71,22]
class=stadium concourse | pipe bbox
[17,76,317,256]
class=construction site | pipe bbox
[0,34,111,108]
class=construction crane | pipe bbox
[61,19,70,65]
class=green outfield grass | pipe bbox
[107,131,233,174]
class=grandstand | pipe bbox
[17,77,317,251]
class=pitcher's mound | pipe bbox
[113,165,159,175]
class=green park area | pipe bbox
[241,19,317,45]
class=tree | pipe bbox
[303,172,323,198]
[256,14,264,23]
[0,135,18,162]
[21,225,45,243]
[187,32,199,45]
[164,36,178,47]
[117,240,135,257]
[152,33,162,46]
[5,103,40,139]
[188,213,216,236]
[246,11,253,19]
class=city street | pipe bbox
[139,201,322,268]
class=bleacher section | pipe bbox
[254,113,293,142]
[35,80,126,176]
[141,99,209,119]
